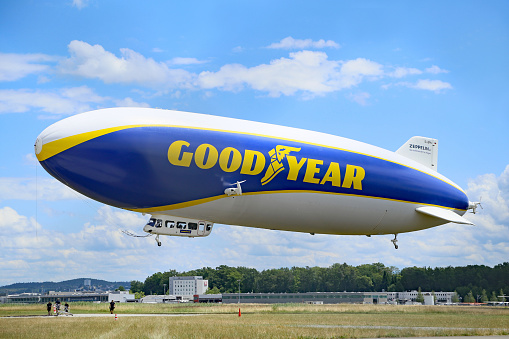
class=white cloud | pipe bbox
[197,52,383,97]
[467,165,509,226]
[426,65,449,74]
[388,67,423,78]
[0,205,209,285]
[267,37,340,49]
[232,46,244,53]
[413,79,452,92]
[337,58,384,88]
[0,86,106,115]
[391,79,453,92]
[95,205,148,230]
[0,53,55,82]
[347,92,371,106]
[0,205,153,284]
[72,0,90,10]
[0,206,37,233]
[0,177,85,202]
[58,40,194,88]
[52,41,451,99]
[24,153,38,166]
[0,86,150,116]
[168,57,208,65]
[114,97,150,108]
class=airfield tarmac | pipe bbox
[1,313,201,318]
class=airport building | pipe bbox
[140,294,194,303]
[0,291,134,304]
[168,276,208,296]
[387,291,456,305]
[196,292,389,304]
[0,288,455,306]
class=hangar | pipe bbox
[196,292,388,304]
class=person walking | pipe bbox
[109,300,115,314]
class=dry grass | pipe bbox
[1,303,508,338]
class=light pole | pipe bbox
[163,284,167,296]
[237,279,241,304]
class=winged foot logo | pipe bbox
[260,145,301,185]
[167,140,365,190]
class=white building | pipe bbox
[140,295,192,303]
[108,291,135,303]
[387,291,455,304]
[169,276,208,296]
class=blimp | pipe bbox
[34,107,478,248]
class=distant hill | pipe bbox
[0,278,131,295]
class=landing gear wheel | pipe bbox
[391,234,399,250]
[156,235,161,247]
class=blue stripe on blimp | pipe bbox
[40,126,469,211]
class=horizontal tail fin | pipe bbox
[416,206,473,225]
[396,136,438,171]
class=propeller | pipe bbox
[468,197,483,214]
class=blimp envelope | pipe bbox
[34,108,474,246]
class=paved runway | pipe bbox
[1,313,201,318]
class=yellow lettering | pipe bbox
[320,162,342,187]
[303,158,323,184]
[168,140,193,167]
[241,150,266,175]
[342,164,365,190]
[286,156,307,181]
[219,147,242,172]
[194,144,218,169]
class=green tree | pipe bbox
[237,267,259,293]
[117,286,125,291]
[498,289,505,302]
[206,286,221,294]
[401,267,429,291]
[355,275,374,292]
[135,291,145,299]
[130,280,144,293]
[464,291,475,303]
[416,287,424,303]
[452,291,459,303]
[490,291,498,301]
[481,289,488,303]
[143,272,165,295]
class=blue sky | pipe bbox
[0,0,508,286]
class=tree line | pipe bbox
[129,262,509,301]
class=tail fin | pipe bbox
[396,136,438,171]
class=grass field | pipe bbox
[1,303,508,338]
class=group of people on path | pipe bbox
[45,299,116,315]
[46,299,70,316]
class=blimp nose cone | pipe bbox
[34,136,43,157]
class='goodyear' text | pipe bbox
[167,140,365,190]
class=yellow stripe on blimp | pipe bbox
[36,125,140,162]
